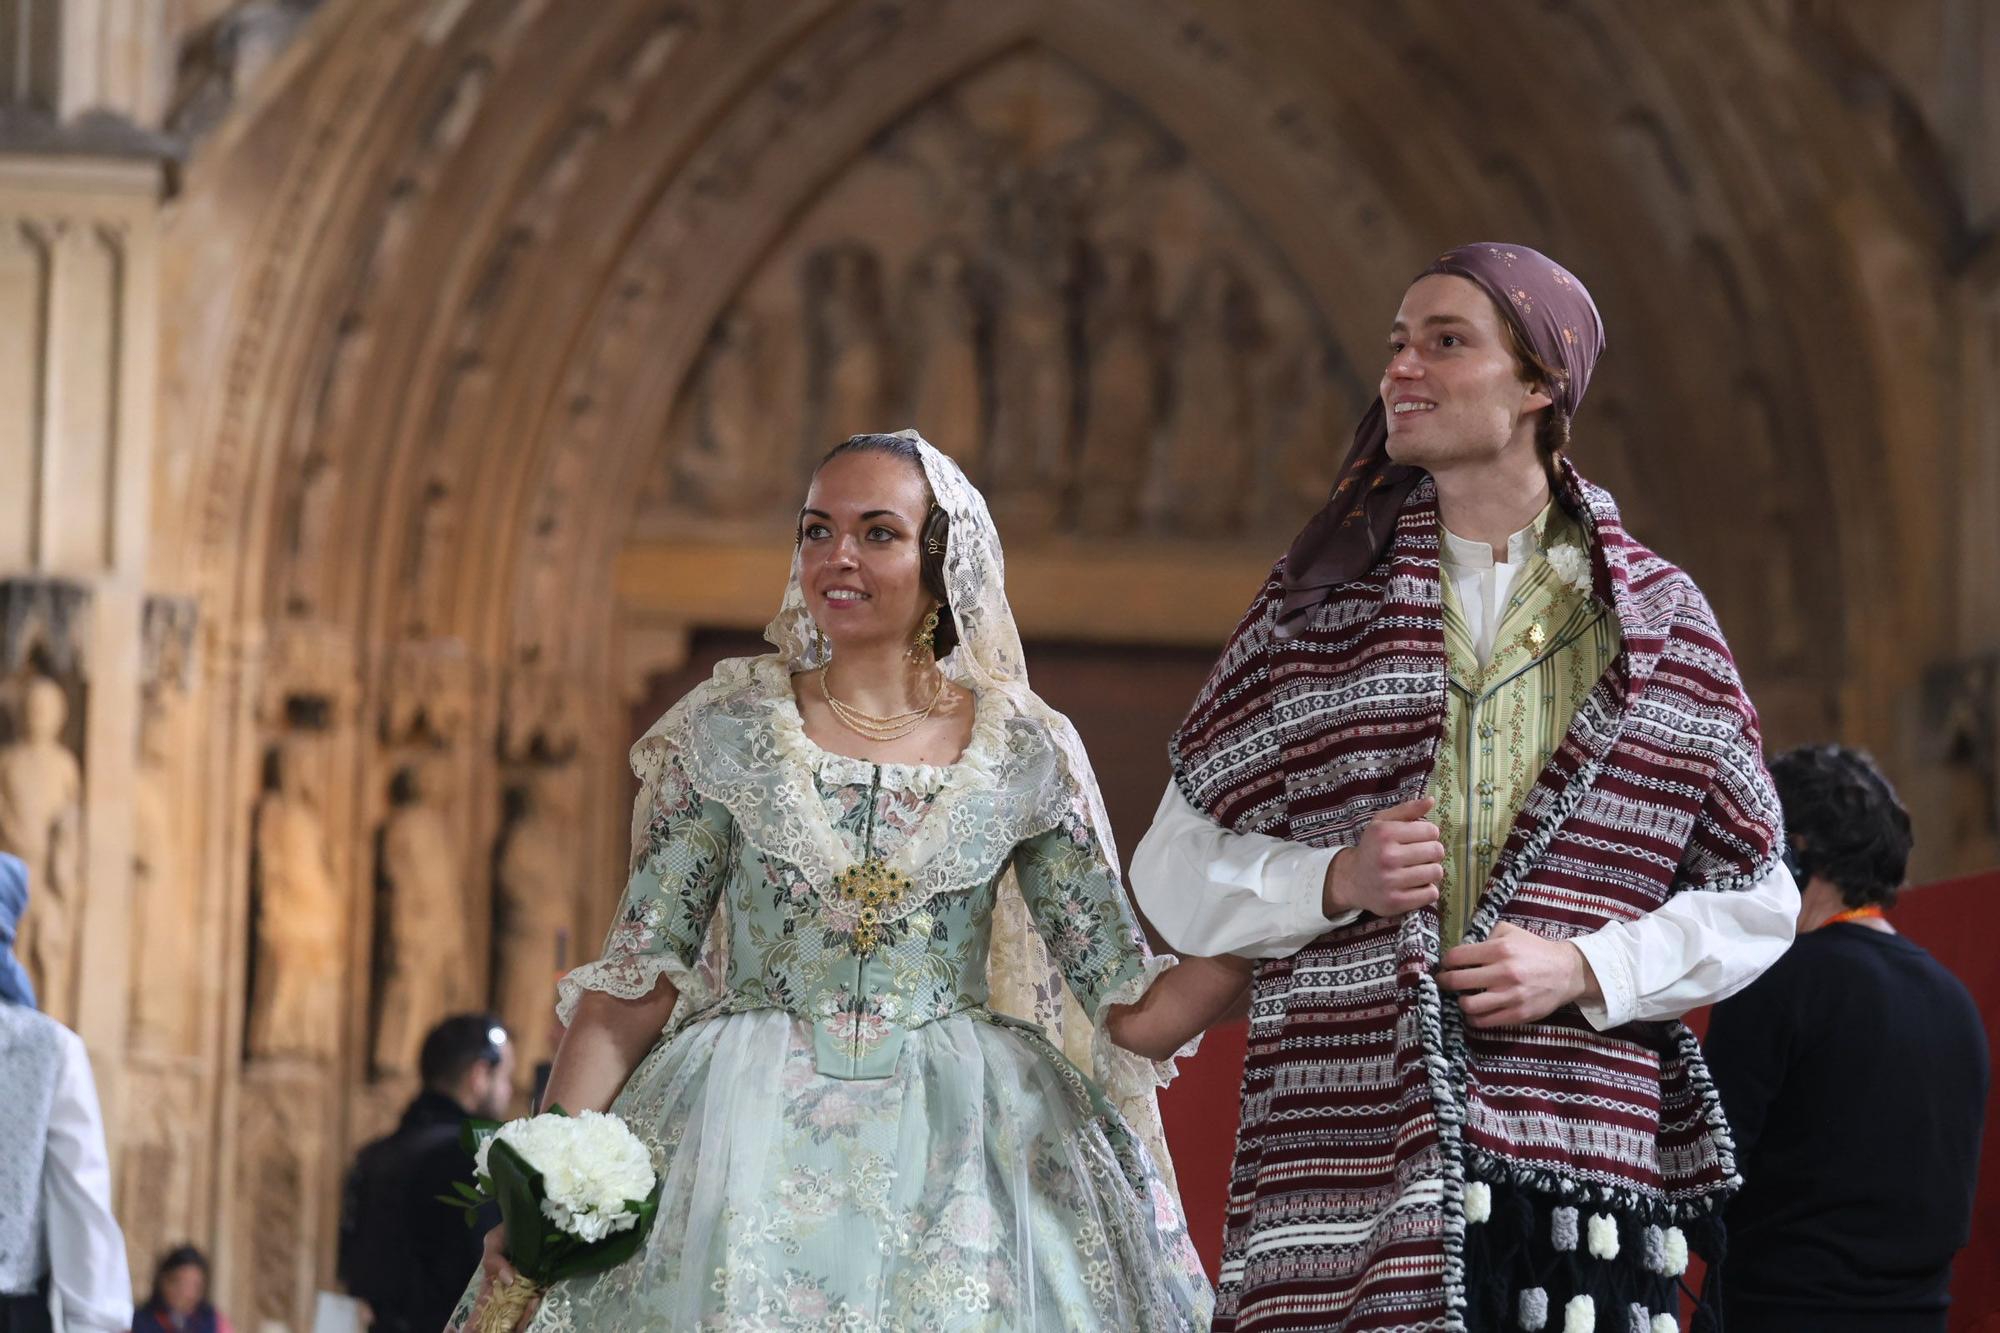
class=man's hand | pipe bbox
[1436,922,1603,1029]
[1323,796,1446,919]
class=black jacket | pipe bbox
[1706,924,1989,1333]
[338,1092,496,1333]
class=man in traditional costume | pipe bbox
[1132,243,1799,1332]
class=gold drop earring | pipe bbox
[909,608,940,664]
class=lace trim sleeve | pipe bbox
[1090,953,1199,1098]
[555,951,710,1032]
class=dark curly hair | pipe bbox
[809,434,959,657]
[1770,745,1914,909]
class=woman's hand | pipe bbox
[470,1223,543,1331]
[480,1223,515,1290]
[1106,953,1255,1060]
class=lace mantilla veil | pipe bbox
[621,431,1184,1187]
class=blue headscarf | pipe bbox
[0,852,36,1008]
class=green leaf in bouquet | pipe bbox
[459,1116,502,1158]
[484,1136,553,1278]
[434,1177,491,1229]
[432,1192,485,1229]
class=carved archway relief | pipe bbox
[140,4,1991,1319]
[165,0,1943,723]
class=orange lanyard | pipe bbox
[1823,905,1887,928]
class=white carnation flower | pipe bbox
[1545,542,1593,595]
[1564,1294,1595,1333]
[487,1109,657,1242]
[1586,1212,1620,1260]
[1463,1181,1492,1224]
[1662,1226,1689,1277]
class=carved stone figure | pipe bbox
[129,689,197,1053]
[1072,243,1160,534]
[248,744,344,1060]
[0,675,83,1021]
[902,242,989,475]
[405,477,459,639]
[1262,337,1349,531]
[678,307,767,516]
[493,769,579,1071]
[1155,258,1263,534]
[373,758,465,1076]
[805,244,890,457]
[986,265,1075,535]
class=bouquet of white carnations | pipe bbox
[444,1106,661,1332]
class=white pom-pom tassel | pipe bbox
[1464,1181,1492,1224]
[1662,1226,1689,1277]
[1551,1206,1579,1251]
[1652,1315,1679,1333]
[1518,1288,1549,1331]
[1586,1212,1620,1260]
[1564,1294,1596,1333]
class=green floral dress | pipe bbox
[456,659,1212,1331]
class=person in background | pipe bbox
[131,1246,231,1333]
[339,1014,515,1333]
[0,852,132,1333]
[1706,745,1989,1332]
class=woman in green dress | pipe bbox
[459,430,1243,1331]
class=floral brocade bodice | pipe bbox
[564,661,1163,1085]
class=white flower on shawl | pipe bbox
[1586,1212,1620,1260]
[1564,1294,1596,1333]
[1546,541,1593,595]
[1463,1181,1492,1224]
[476,1110,656,1244]
[1662,1225,1690,1277]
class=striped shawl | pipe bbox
[1172,470,1782,1333]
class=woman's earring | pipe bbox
[910,608,940,663]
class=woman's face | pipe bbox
[798,451,935,657]
[162,1264,205,1311]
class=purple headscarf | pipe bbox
[0,852,34,1007]
[1277,242,1607,625]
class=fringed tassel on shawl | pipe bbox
[1461,1179,1726,1333]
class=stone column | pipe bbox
[0,150,164,1126]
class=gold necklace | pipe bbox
[818,665,946,742]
